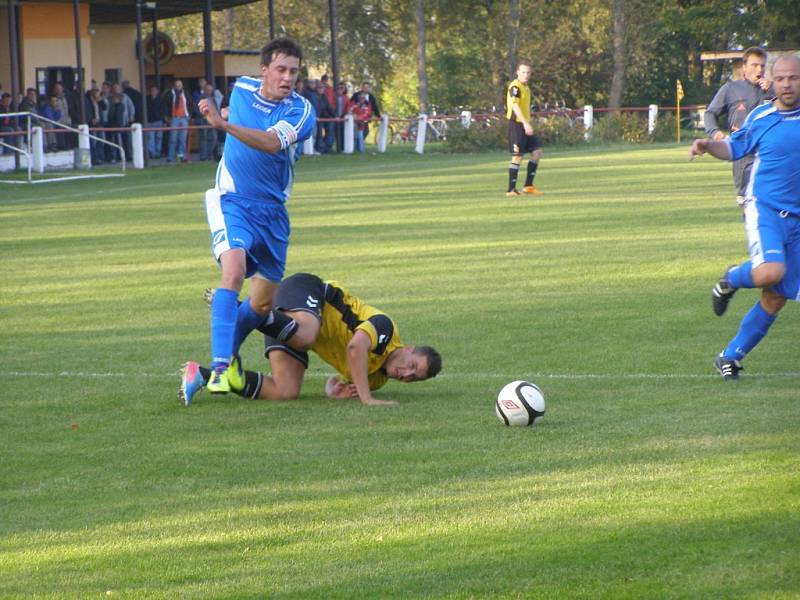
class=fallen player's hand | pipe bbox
[325,376,358,399]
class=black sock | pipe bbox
[508,163,520,192]
[199,365,263,398]
[239,370,263,399]
[525,160,538,186]
[258,310,298,342]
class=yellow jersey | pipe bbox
[506,78,532,123]
[314,280,404,390]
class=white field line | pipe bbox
[5,370,800,381]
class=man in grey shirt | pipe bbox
[704,47,773,207]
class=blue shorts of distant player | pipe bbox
[204,188,289,283]
[744,200,800,301]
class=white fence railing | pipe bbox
[0,104,691,174]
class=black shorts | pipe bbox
[508,121,540,155]
[261,272,327,368]
[272,272,326,318]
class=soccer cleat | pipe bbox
[179,361,206,406]
[714,355,743,381]
[505,190,521,197]
[522,185,544,196]
[712,266,738,316]
[226,355,244,392]
[203,287,215,307]
[207,367,231,394]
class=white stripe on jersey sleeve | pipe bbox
[234,76,260,92]
[267,98,313,149]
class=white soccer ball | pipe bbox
[495,380,545,427]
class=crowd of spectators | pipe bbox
[295,76,382,154]
[0,74,382,161]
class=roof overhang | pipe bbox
[7,1,261,24]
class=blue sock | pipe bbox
[210,287,239,370]
[727,261,754,289]
[233,297,268,356]
[723,301,777,361]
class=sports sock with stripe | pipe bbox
[508,163,520,192]
[722,301,777,361]
[524,160,538,186]
[210,287,238,370]
[727,261,754,289]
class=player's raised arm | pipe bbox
[200,98,283,154]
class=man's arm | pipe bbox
[346,330,397,406]
[689,137,732,161]
[511,103,533,136]
[704,84,729,141]
[199,97,282,154]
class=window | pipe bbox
[105,69,121,85]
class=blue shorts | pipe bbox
[743,200,800,301]
[204,189,289,283]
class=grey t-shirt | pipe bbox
[704,79,773,136]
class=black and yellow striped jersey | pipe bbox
[315,280,404,390]
[506,78,532,123]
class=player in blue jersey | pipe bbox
[196,38,316,393]
[690,54,800,380]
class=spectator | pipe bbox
[85,89,104,164]
[121,80,142,123]
[349,91,372,153]
[350,81,380,140]
[198,82,219,161]
[111,82,133,156]
[314,80,334,153]
[0,93,19,153]
[192,78,207,107]
[99,82,112,161]
[39,96,62,151]
[164,79,193,162]
[51,83,72,149]
[335,82,349,151]
[320,74,336,109]
[146,85,165,159]
[107,93,127,162]
[19,88,40,122]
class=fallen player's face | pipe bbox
[387,351,430,383]
[261,53,301,101]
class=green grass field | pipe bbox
[1,145,798,599]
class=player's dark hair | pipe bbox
[415,346,442,379]
[743,46,767,62]
[517,59,532,69]
[261,38,303,67]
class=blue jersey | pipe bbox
[215,76,315,204]
[727,102,800,214]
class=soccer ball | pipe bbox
[495,380,545,427]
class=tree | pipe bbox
[416,0,429,113]
[608,0,626,109]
